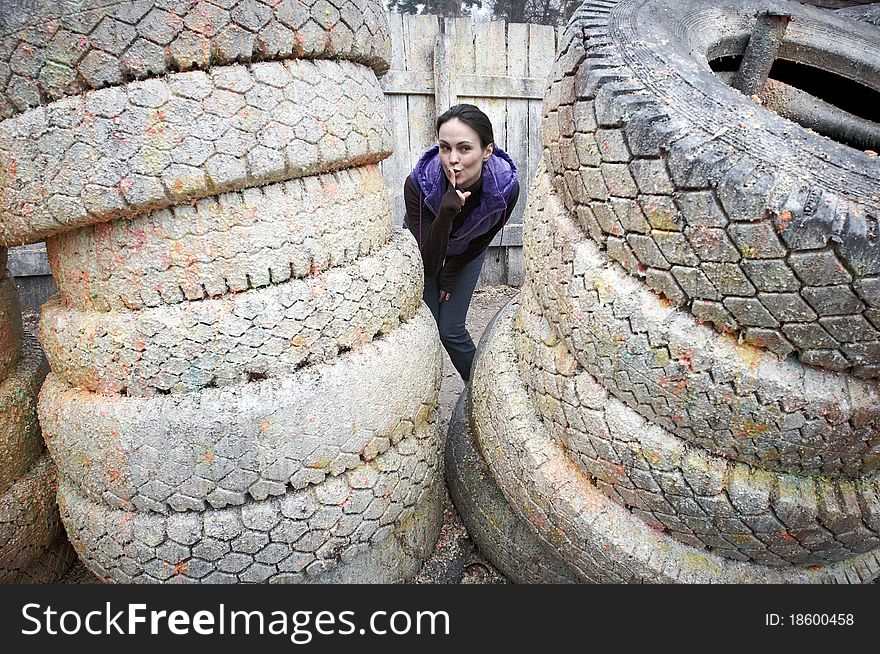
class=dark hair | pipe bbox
[436,104,494,149]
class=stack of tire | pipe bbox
[1,247,76,582]
[449,0,880,582]
[1,0,443,583]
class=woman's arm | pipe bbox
[403,176,461,277]
[437,184,521,293]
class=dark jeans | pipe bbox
[423,251,487,382]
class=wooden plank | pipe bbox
[454,75,545,99]
[381,72,545,100]
[381,11,411,227]
[473,21,507,151]
[433,18,456,112]
[527,23,557,188]
[7,243,50,277]
[505,22,530,228]
[380,70,434,96]
[507,22,528,78]
[476,21,507,75]
[405,14,439,174]
[488,223,523,247]
[451,15,475,97]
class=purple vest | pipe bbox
[409,145,519,256]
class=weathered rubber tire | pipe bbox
[0,452,68,582]
[543,0,880,376]
[40,230,422,396]
[0,58,392,246]
[0,272,23,381]
[0,333,49,497]
[515,293,880,566]
[525,170,880,477]
[57,412,444,583]
[469,299,880,582]
[0,0,391,119]
[837,3,880,24]
[446,387,580,584]
[47,164,391,311]
[5,532,77,584]
[40,307,442,512]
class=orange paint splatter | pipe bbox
[259,420,270,431]
[677,349,695,372]
[169,560,189,576]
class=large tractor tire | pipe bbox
[58,414,443,584]
[40,232,422,396]
[446,387,580,584]
[524,171,880,477]
[0,59,391,246]
[543,0,880,376]
[468,300,880,583]
[515,290,880,566]
[0,0,391,119]
[40,308,441,512]
[46,165,391,311]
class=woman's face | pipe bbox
[438,118,493,190]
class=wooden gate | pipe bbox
[379,14,558,285]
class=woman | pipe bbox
[404,104,520,382]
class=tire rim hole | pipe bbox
[710,55,880,151]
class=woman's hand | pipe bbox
[444,166,471,207]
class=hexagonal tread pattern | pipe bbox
[524,171,880,477]
[57,411,442,583]
[0,58,392,245]
[41,231,423,396]
[469,300,880,583]
[445,388,580,584]
[542,0,880,376]
[0,0,391,119]
[515,291,880,566]
[40,308,442,512]
[47,164,392,311]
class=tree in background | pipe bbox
[490,0,574,25]
[386,0,484,17]
[386,0,574,25]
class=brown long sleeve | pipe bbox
[403,175,460,277]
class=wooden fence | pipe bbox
[7,13,559,311]
[380,13,559,286]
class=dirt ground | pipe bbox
[413,284,519,585]
[55,285,519,584]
